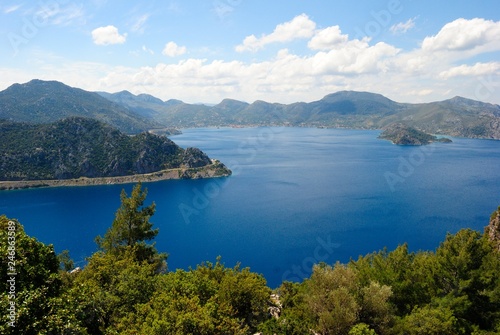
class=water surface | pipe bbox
[1,127,499,287]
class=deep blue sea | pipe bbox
[1,127,500,288]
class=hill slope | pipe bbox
[99,88,500,138]
[0,80,159,134]
[0,117,229,181]
[2,79,499,139]
[378,123,452,145]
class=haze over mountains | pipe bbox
[1,79,500,139]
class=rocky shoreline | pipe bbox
[0,160,231,191]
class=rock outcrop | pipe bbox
[486,207,500,252]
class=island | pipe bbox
[0,117,231,190]
[378,123,452,145]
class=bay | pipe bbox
[1,127,500,288]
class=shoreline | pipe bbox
[0,160,231,191]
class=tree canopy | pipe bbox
[1,185,500,334]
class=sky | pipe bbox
[0,0,499,105]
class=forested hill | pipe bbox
[2,79,500,139]
[0,117,225,181]
[100,87,500,139]
[378,123,453,145]
[0,79,159,134]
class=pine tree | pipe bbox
[96,182,165,266]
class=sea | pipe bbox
[1,127,500,288]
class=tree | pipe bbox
[399,305,458,335]
[306,263,360,335]
[349,323,377,335]
[0,216,86,335]
[96,182,165,267]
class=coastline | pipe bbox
[0,160,231,191]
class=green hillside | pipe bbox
[0,117,224,181]
[0,80,159,134]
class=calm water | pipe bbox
[1,127,500,287]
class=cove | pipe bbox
[1,127,500,288]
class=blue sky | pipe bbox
[1,0,499,104]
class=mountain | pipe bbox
[380,96,500,138]
[99,89,500,139]
[2,79,499,139]
[0,80,159,134]
[0,117,230,181]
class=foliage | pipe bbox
[378,123,452,145]
[349,323,377,335]
[0,215,87,335]
[0,117,215,181]
[0,79,158,133]
[1,195,500,334]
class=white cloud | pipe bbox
[390,17,416,35]
[439,62,500,79]
[308,25,348,50]
[236,14,316,52]
[3,4,22,14]
[162,42,187,57]
[3,17,500,105]
[422,18,500,52]
[92,25,127,45]
[35,3,86,26]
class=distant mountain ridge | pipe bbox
[2,79,500,139]
[98,86,500,139]
[0,80,160,134]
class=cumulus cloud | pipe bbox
[4,16,500,105]
[308,25,348,50]
[439,62,500,79]
[390,17,416,35]
[162,42,187,57]
[422,18,500,52]
[236,14,316,52]
[92,25,127,45]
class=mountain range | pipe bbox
[1,79,500,139]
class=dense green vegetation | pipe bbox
[378,123,452,145]
[0,79,159,134]
[1,184,500,334]
[0,117,222,181]
[2,79,500,139]
[100,86,500,139]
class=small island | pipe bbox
[378,123,452,145]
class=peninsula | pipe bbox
[378,123,452,145]
[0,160,230,190]
[0,117,231,190]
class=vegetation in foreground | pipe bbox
[1,183,500,335]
